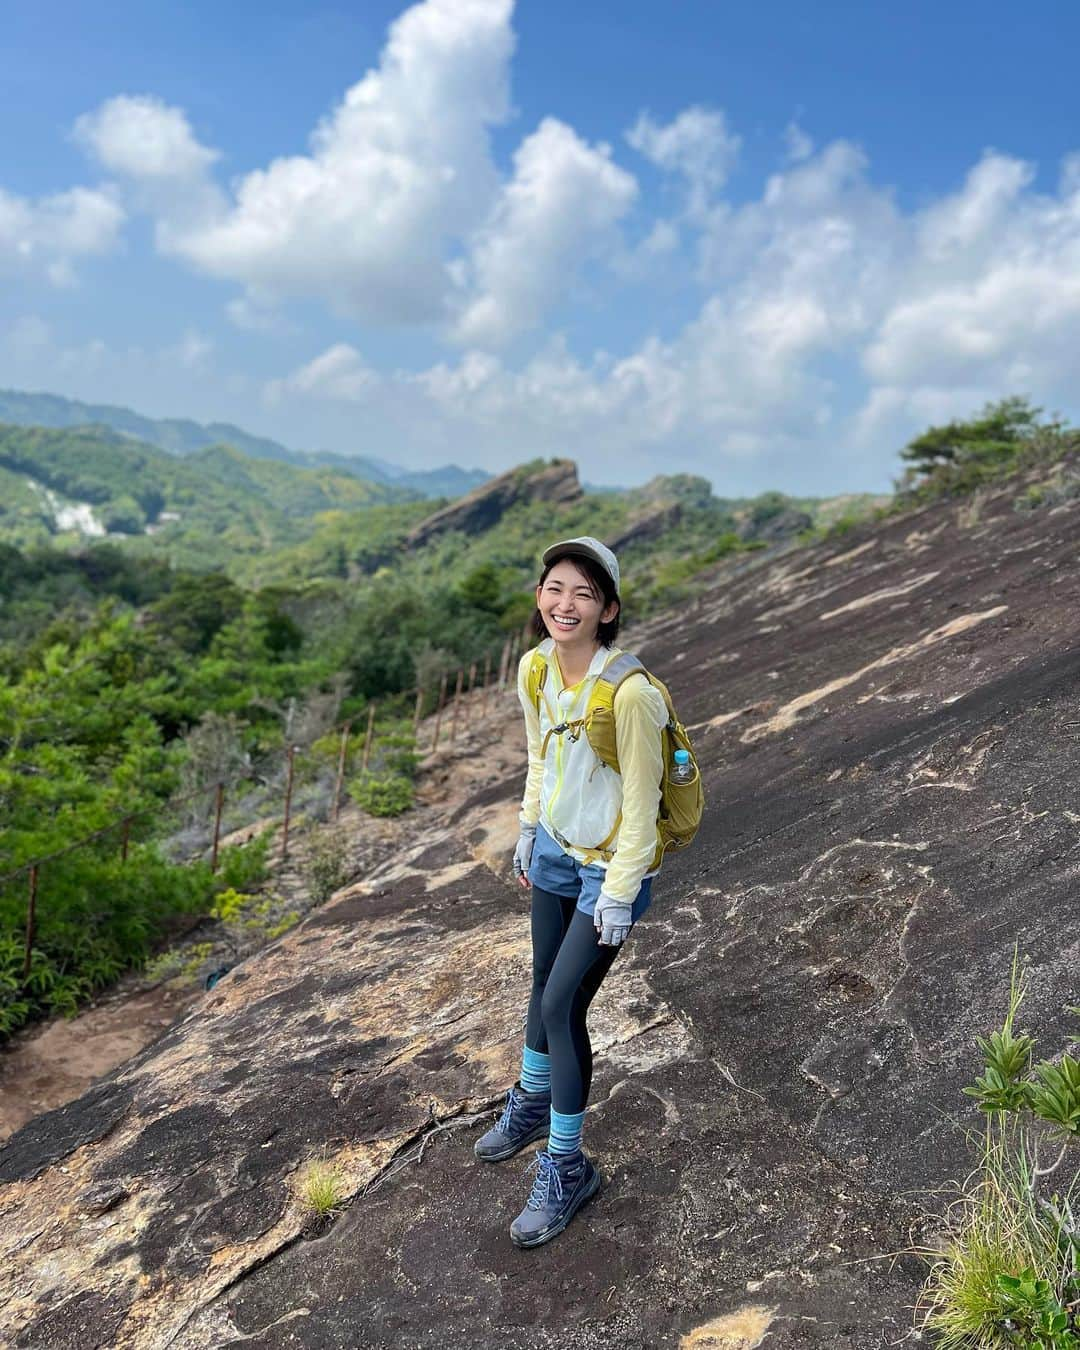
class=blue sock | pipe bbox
[520,1045,551,1096]
[548,1107,586,1155]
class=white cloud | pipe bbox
[452,118,638,346]
[145,0,515,326]
[174,329,214,369]
[225,294,295,333]
[917,152,1035,261]
[261,126,1080,492]
[74,95,219,181]
[783,121,814,164]
[72,1,643,348]
[863,153,1080,395]
[0,184,124,282]
[627,105,740,217]
[265,342,379,403]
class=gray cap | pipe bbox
[541,535,620,594]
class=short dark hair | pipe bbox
[531,553,621,647]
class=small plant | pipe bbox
[180,941,216,980]
[996,1268,1078,1348]
[210,887,252,924]
[141,947,187,984]
[348,771,415,817]
[916,949,1080,1346]
[266,911,300,938]
[302,824,351,905]
[296,1153,348,1219]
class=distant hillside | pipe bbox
[0,389,489,498]
[0,422,430,572]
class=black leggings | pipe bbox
[524,885,625,1113]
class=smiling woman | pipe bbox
[473,533,673,1249]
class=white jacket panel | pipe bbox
[516,639,668,904]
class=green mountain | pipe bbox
[0,422,430,574]
[0,389,490,498]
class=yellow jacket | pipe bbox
[516,639,668,904]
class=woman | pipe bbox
[474,535,669,1249]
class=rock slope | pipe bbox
[404,458,582,549]
[2,466,1079,1349]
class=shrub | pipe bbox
[302,824,351,905]
[348,772,415,817]
[215,831,271,890]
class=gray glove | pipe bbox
[513,824,537,880]
[594,891,632,946]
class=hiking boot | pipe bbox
[474,1082,551,1162]
[509,1147,601,1248]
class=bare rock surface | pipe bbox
[2,467,1080,1348]
[405,458,582,550]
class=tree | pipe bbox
[900,396,1044,480]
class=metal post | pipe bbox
[432,672,448,751]
[281,746,297,863]
[332,721,352,824]
[361,703,377,772]
[120,816,131,863]
[211,782,225,872]
[450,669,464,744]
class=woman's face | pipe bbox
[536,558,619,652]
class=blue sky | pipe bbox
[2,0,1079,494]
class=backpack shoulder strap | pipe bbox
[525,648,549,713]
[593,651,676,731]
[595,650,647,695]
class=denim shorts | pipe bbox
[527,823,654,923]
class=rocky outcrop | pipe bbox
[405,458,582,550]
[737,504,813,543]
[2,459,1079,1348]
[607,501,683,552]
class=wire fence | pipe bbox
[3,628,530,983]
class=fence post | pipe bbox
[119,816,131,863]
[23,865,38,981]
[413,686,425,738]
[450,669,464,744]
[361,707,378,772]
[281,746,297,863]
[332,721,352,824]
[210,781,225,872]
[482,652,492,716]
[464,662,477,729]
[498,636,512,689]
[432,672,448,751]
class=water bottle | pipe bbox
[670,748,695,784]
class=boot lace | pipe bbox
[523,1150,563,1210]
[497,1087,522,1133]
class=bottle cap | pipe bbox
[674,749,690,764]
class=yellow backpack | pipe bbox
[526,648,704,870]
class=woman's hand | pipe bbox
[513,825,537,890]
[594,892,632,946]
